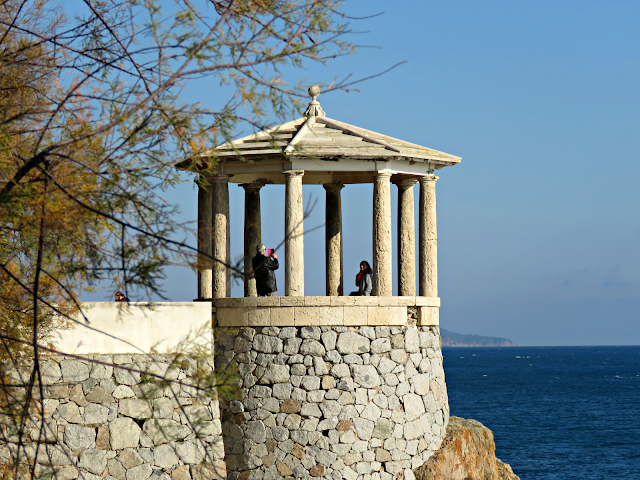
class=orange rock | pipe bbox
[276,462,293,476]
[280,399,302,413]
[310,464,325,477]
[414,417,520,480]
[336,419,353,431]
[291,443,305,459]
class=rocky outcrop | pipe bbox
[415,416,520,480]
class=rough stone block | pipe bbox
[404,328,420,353]
[110,418,141,449]
[65,424,96,451]
[86,386,115,404]
[191,462,227,480]
[119,399,153,420]
[78,449,107,475]
[91,360,114,380]
[96,426,110,450]
[352,365,381,388]
[336,332,370,354]
[61,360,90,383]
[299,340,326,356]
[125,463,152,480]
[412,374,430,396]
[259,364,290,384]
[108,459,126,480]
[253,335,283,353]
[41,360,62,384]
[114,364,141,386]
[371,338,391,354]
[84,403,110,424]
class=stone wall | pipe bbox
[8,354,225,480]
[214,325,449,480]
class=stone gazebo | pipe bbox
[187,84,460,302]
[182,86,462,480]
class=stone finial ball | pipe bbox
[308,85,321,97]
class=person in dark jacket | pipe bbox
[252,244,279,296]
[115,291,130,302]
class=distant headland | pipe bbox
[441,328,518,347]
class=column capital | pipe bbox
[394,178,418,190]
[209,173,233,183]
[418,175,439,184]
[374,171,393,179]
[283,170,305,178]
[323,183,345,192]
[239,182,265,192]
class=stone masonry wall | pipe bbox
[214,325,449,480]
[7,354,225,480]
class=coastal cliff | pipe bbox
[415,416,520,480]
[441,329,517,347]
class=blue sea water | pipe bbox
[443,346,640,480]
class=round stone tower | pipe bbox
[179,86,461,480]
[213,300,448,480]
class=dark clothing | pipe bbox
[252,253,279,296]
[115,297,130,302]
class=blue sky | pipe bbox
[84,1,640,346]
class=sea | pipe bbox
[442,346,640,480]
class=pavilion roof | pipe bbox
[201,115,460,165]
[178,85,460,168]
[176,85,460,183]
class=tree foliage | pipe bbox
[0,0,359,476]
[0,0,356,337]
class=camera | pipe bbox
[267,248,274,256]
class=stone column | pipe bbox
[241,183,263,297]
[226,189,232,298]
[211,174,232,298]
[395,179,417,296]
[197,177,213,300]
[284,170,305,296]
[373,172,393,296]
[419,175,438,297]
[324,183,344,296]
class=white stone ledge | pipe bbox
[211,295,440,308]
[55,302,213,355]
[214,304,439,327]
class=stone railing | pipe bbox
[212,296,440,327]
